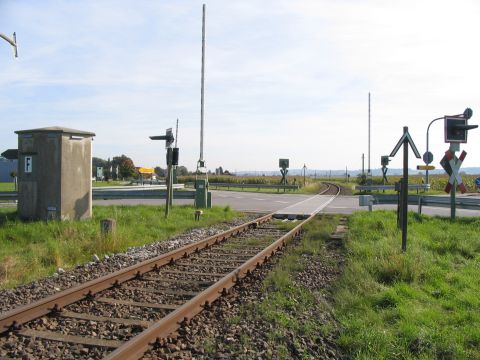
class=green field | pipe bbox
[0,182,15,192]
[92,180,130,187]
[335,211,480,359]
[0,205,241,289]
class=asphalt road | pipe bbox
[94,190,480,217]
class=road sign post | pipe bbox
[279,159,289,191]
[390,126,421,252]
[150,129,175,218]
[441,148,467,220]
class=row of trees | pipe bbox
[92,155,137,180]
[92,155,190,180]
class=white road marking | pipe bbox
[275,201,289,204]
[253,198,265,201]
[311,195,336,214]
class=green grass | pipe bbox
[334,210,480,359]
[0,182,15,191]
[0,205,241,288]
[92,180,130,187]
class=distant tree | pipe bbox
[112,155,137,179]
[155,166,167,178]
[176,166,189,176]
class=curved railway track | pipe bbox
[0,213,321,360]
[319,182,341,196]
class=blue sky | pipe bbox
[1,0,480,173]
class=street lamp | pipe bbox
[425,108,472,185]
[0,32,18,57]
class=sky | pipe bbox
[1,0,480,173]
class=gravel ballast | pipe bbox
[0,216,256,313]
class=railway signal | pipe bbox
[389,126,421,252]
[443,150,467,194]
[279,159,289,190]
[150,128,176,217]
[381,155,389,184]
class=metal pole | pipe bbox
[175,118,179,147]
[303,164,306,187]
[425,116,443,185]
[402,127,408,252]
[165,148,172,218]
[199,4,206,162]
[449,144,456,220]
[362,153,365,175]
[451,179,456,220]
[368,92,371,176]
[169,163,174,207]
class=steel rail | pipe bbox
[105,213,317,360]
[319,182,341,196]
[0,213,272,333]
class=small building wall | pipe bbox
[15,127,95,221]
[60,133,93,220]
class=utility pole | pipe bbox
[194,4,209,208]
[197,3,206,172]
[302,164,307,187]
[368,92,371,177]
[362,153,365,176]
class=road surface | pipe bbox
[94,190,480,217]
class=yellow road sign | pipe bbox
[137,167,155,174]
[417,165,435,170]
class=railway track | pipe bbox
[0,213,318,360]
[320,182,342,196]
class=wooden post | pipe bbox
[101,219,116,236]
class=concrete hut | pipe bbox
[15,126,95,221]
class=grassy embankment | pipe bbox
[0,205,241,289]
[92,180,130,187]
[335,210,480,359]
[180,175,328,195]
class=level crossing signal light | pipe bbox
[444,108,477,143]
